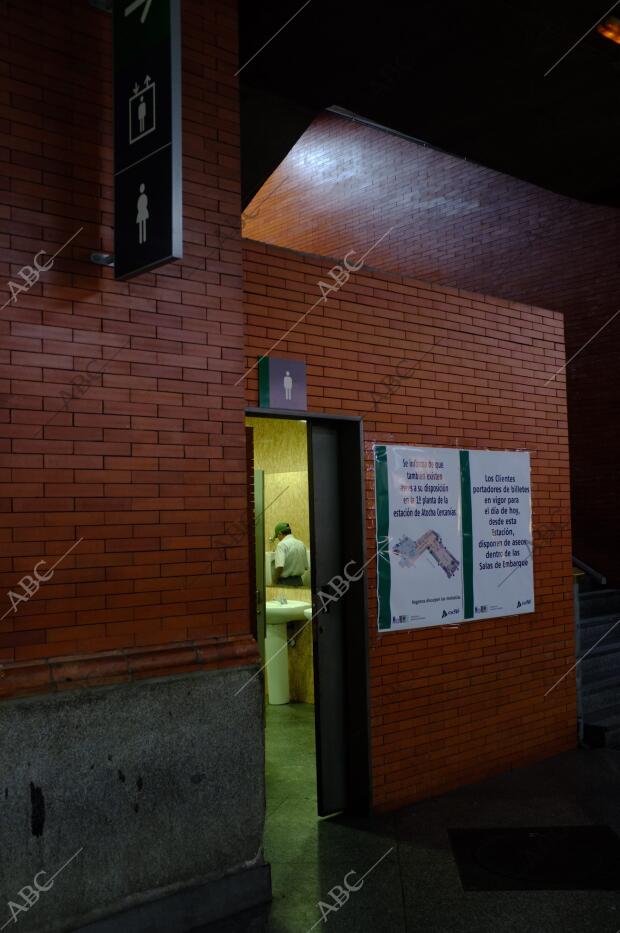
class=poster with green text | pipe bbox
[375,445,534,631]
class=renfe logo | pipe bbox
[517,598,532,609]
[441,607,460,618]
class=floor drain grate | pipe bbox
[448,825,620,891]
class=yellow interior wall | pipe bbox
[247,416,314,704]
[247,416,307,470]
[286,618,315,705]
[246,417,310,550]
[262,472,310,556]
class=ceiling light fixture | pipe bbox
[596,15,620,45]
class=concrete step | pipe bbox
[581,673,620,715]
[580,613,620,651]
[583,702,620,749]
[579,589,620,620]
[578,589,620,746]
[580,642,620,683]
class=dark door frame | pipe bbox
[245,407,372,815]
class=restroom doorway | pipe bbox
[246,415,315,709]
[245,411,371,817]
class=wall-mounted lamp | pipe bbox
[90,252,115,268]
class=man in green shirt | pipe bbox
[272,522,308,587]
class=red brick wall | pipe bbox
[0,0,254,696]
[243,238,575,810]
[243,111,620,583]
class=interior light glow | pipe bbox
[597,16,620,45]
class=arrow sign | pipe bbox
[124,0,153,23]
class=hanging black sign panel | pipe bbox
[113,0,182,280]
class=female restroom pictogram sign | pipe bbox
[136,184,149,244]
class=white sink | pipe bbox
[264,599,311,706]
[265,600,311,624]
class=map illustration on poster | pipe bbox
[375,445,534,631]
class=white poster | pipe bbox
[469,450,534,619]
[375,444,534,632]
[376,445,463,630]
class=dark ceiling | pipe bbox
[239,0,620,209]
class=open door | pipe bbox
[310,422,347,815]
[254,468,266,662]
[309,418,371,816]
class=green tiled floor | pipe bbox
[264,703,405,932]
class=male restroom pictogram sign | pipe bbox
[113,0,182,279]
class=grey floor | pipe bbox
[203,702,620,932]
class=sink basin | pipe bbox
[265,600,311,624]
[264,599,311,706]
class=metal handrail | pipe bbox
[572,556,606,586]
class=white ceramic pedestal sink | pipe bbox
[265,599,311,704]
